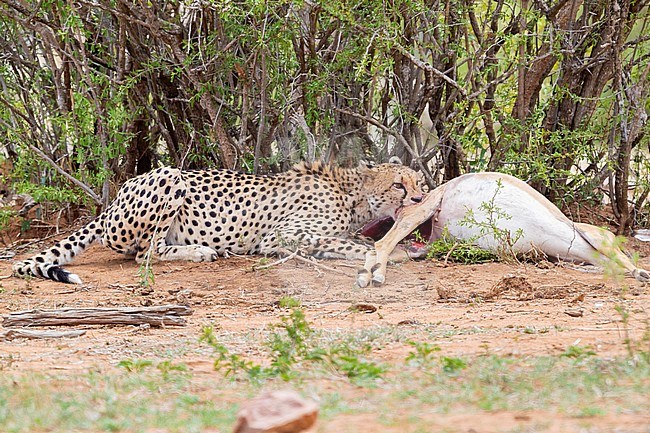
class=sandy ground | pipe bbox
[1,228,649,432]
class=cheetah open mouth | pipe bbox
[359,216,394,241]
[360,214,434,244]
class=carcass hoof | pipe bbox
[633,268,650,282]
[370,264,385,286]
[356,268,372,288]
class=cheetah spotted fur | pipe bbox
[13,161,422,284]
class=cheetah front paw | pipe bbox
[185,245,218,262]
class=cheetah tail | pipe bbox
[13,261,83,284]
[12,218,103,284]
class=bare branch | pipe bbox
[392,44,468,98]
[27,144,102,205]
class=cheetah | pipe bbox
[13,161,423,284]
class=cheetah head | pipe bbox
[360,159,424,220]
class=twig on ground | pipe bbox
[0,328,86,340]
[253,249,300,270]
[250,248,350,276]
[295,256,349,276]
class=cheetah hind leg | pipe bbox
[134,183,217,265]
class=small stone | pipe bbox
[233,390,319,433]
[397,319,421,326]
[138,286,154,296]
[564,308,583,317]
[349,303,377,313]
[570,293,585,304]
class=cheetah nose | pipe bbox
[411,195,423,204]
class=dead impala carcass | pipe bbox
[357,172,649,287]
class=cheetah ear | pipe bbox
[388,156,403,165]
[359,160,376,169]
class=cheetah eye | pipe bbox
[392,182,405,190]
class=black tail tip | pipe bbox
[48,266,82,284]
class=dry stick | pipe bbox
[253,249,300,270]
[444,242,460,265]
[295,256,350,276]
[328,262,358,269]
[252,248,349,276]
[3,305,193,328]
[0,328,86,340]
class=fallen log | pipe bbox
[0,328,86,340]
[3,305,192,328]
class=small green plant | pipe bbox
[457,179,524,261]
[117,359,154,373]
[332,355,386,380]
[267,308,313,380]
[599,231,629,283]
[614,304,634,357]
[405,343,469,374]
[200,310,316,383]
[156,360,188,378]
[266,308,387,382]
[256,257,270,266]
[598,234,642,358]
[440,356,467,373]
[0,208,16,232]
[405,341,441,366]
[577,406,606,418]
[20,218,31,233]
[277,296,302,309]
[642,317,650,359]
[200,326,264,380]
[425,228,498,264]
[201,307,387,385]
[421,179,526,264]
[317,337,386,382]
[561,345,596,360]
[137,247,156,287]
[138,262,155,288]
